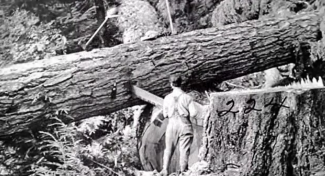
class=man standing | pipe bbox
[159,75,197,176]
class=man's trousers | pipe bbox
[162,117,193,172]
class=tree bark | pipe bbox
[200,87,325,176]
[0,11,322,137]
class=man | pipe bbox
[159,75,197,176]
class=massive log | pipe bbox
[200,87,325,176]
[0,11,322,137]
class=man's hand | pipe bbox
[163,97,169,118]
[106,6,118,18]
[189,100,198,119]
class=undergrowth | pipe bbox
[0,108,140,176]
[29,117,95,176]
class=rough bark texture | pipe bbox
[118,0,164,44]
[211,0,312,27]
[0,11,322,137]
[200,87,325,176]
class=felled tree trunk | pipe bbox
[0,11,321,137]
[200,87,325,176]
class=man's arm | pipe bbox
[163,95,169,118]
[188,100,198,118]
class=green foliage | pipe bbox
[77,109,142,175]
[0,107,140,176]
[8,0,76,21]
[30,117,95,176]
[0,9,65,66]
[0,0,122,66]
[155,0,220,32]
[78,116,109,136]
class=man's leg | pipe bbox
[160,123,179,176]
[179,129,193,172]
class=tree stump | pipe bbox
[200,87,325,176]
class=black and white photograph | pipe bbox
[1,0,325,175]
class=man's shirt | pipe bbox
[163,88,197,119]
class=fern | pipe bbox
[30,116,95,176]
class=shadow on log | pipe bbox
[200,87,325,176]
